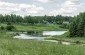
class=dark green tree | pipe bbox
[69,12,85,37]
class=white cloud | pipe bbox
[0,1,44,16]
[49,0,83,16]
[34,0,53,3]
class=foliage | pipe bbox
[69,12,85,37]
[59,23,69,29]
[0,26,5,30]
[6,23,15,31]
[0,14,72,24]
[0,38,85,55]
[47,31,85,44]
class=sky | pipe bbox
[0,0,85,16]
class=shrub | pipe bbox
[0,26,5,30]
[6,25,15,31]
[59,23,69,29]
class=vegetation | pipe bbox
[6,23,16,31]
[0,12,85,55]
[0,23,67,31]
[0,31,84,55]
[0,23,15,31]
[0,38,84,55]
[47,31,85,44]
[0,14,72,24]
[69,12,85,37]
[0,26,5,30]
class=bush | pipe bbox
[59,23,69,29]
[75,41,81,44]
[0,26,5,30]
[6,25,15,31]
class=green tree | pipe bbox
[69,12,85,37]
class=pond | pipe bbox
[14,31,67,39]
[14,34,50,40]
[13,31,72,45]
[43,31,67,36]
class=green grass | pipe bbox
[0,23,67,31]
[0,31,84,55]
[47,32,85,44]
[0,31,14,38]
[0,38,85,55]
[0,24,85,55]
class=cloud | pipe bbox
[49,0,83,16]
[0,1,44,16]
[34,0,53,3]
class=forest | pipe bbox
[0,14,72,24]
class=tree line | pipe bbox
[0,14,72,24]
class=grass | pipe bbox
[47,32,85,44]
[0,24,85,55]
[0,31,84,55]
[0,31,14,38]
[0,23,67,31]
[0,37,85,55]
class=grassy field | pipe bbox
[0,23,67,31]
[0,24,85,55]
[0,35,85,55]
[47,32,85,44]
[0,31,14,38]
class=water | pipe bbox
[43,31,67,36]
[14,34,50,40]
[14,31,71,45]
[14,31,67,40]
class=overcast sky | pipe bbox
[0,0,85,16]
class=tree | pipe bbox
[77,12,85,37]
[69,12,85,37]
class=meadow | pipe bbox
[0,23,67,31]
[0,24,85,55]
[0,35,85,55]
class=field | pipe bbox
[0,24,85,55]
[0,23,67,31]
[0,36,85,55]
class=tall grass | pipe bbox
[0,38,85,55]
[0,24,85,55]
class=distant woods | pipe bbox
[0,14,72,24]
[69,12,85,37]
